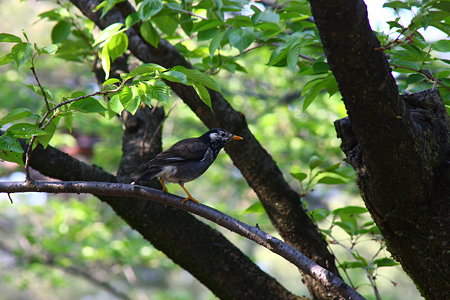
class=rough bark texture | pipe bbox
[309,0,450,298]
[69,1,342,298]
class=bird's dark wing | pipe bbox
[150,138,209,166]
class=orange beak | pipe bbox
[232,135,244,140]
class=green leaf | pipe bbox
[93,23,124,46]
[10,42,33,67]
[153,15,178,36]
[103,78,121,85]
[51,21,71,43]
[129,63,166,77]
[171,66,221,91]
[0,149,24,165]
[138,0,163,20]
[302,83,322,111]
[310,208,330,222]
[0,108,34,127]
[137,82,152,107]
[69,97,107,113]
[192,20,223,32]
[0,133,24,153]
[101,46,111,79]
[382,1,410,9]
[140,21,160,47]
[334,221,356,235]
[318,175,347,184]
[64,113,73,133]
[0,33,22,43]
[107,32,128,61]
[291,172,307,182]
[268,44,289,66]
[125,12,140,28]
[150,80,170,103]
[431,40,450,52]
[340,261,365,269]
[96,0,125,18]
[333,206,368,216]
[308,155,322,170]
[39,44,59,55]
[0,54,13,66]
[226,16,253,27]
[25,84,53,100]
[160,70,188,84]
[209,31,226,57]
[324,162,340,172]
[406,74,424,85]
[193,83,211,108]
[243,202,264,214]
[37,117,60,148]
[119,86,140,114]
[287,41,301,73]
[312,61,330,73]
[198,28,220,41]
[109,94,124,114]
[6,123,46,139]
[228,28,255,52]
[374,257,399,267]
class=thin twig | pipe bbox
[374,22,414,51]
[24,80,129,181]
[390,63,450,92]
[7,193,13,204]
[0,180,365,300]
[170,6,208,20]
[30,66,50,111]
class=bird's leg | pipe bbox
[179,183,200,204]
[159,178,168,193]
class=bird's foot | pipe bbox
[181,196,200,204]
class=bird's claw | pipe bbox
[182,196,200,204]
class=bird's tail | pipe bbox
[131,167,162,185]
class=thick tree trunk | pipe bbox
[309,0,450,298]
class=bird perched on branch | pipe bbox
[131,128,243,204]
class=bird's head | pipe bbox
[201,128,243,149]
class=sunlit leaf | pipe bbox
[11,42,33,67]
[138,0,163,20]
[0,108,35,127]
[0,33,22,43]
[140,21,160,48]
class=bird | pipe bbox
[131,128,243,204]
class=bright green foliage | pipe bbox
[0,0,447,298]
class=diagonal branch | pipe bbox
[11,131,302,299]
[67,1,340,297]
[0,180,365,300]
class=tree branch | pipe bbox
[67,1,340,297]
[10,131,302,299]
[0,180,365,300]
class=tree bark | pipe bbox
[68,1,342,298]
[309,0,450,298]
